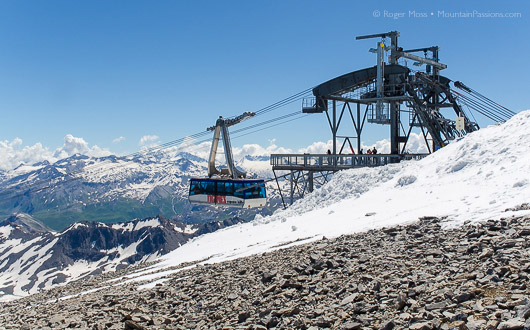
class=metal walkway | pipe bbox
[271,153,426,171]
[270,153,428,207]
[269,31,513,208]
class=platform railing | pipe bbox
[270,153,428,170]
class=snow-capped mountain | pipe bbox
[0,151,279,230]
[0,213,244,301]
[0,146,293,301]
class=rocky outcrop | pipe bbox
[2,215,530,329]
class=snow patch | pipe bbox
[0,226,13,238]
[173,224,197,234]
[134,218,161,231]
[61,222,88,234]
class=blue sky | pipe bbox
[0,0,528,159]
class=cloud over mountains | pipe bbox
[0,133,429,171]
[0,135,110,171]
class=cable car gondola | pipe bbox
[189,178,266,208]
[188,112,267,208]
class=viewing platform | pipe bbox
[270,153,428,171]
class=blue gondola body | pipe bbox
[189,178,267,208]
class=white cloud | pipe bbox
[175,139,212,159]
[171,136,293,162]
[361,139,390,154]
[53,134,110,160]
[112,136,125,144]
[139,135,160,148]
[0,139,53,171]
[402,132,430,154]
[233,141,292,160]
[0,135,111,171]
[10,137,22,148]
[294,135,428,155]
[361,133,429,154]
[0,132,432,172]
[297,140,333,154]
[169,133,431,162]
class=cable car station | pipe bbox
[188,31,514,209]
[269,31,514,206]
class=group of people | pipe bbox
[365,147,377,155]
[327,146,378,155]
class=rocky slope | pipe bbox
[2,214,530,329]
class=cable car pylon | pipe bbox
[207,111,255,179]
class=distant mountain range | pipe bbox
[0,151,286,300]
[0,151,280,230]
[0,212,246,300]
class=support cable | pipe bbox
[0,86,314,200]
[453,82,515,121]
[0,109,309,203]
[452,91,505,122]
[460,90,515,120]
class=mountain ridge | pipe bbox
[0,213,53,233]
[0,213,246,301]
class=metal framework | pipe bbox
[207,112,255,179]
[272,31,481,207]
